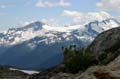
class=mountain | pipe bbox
[88,26,120,64]
[0,18,119,70]
[1,26,120,79]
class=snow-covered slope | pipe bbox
[9,68,39,74]
[0,18,119,70]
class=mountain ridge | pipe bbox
[0,18,119,70]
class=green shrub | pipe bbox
[62,45,93,74]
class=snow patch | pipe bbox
[9,68,39,75]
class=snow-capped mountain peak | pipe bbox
[0,18,119,47]
[42,24,83,32]
[85,18,119,36]
[0,18,119,70]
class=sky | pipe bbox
[0,0,120,30]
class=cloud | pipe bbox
[18,18,58,27]
[41,18,59,26]
[0,4,14,16]
[0,4,7,9]
[35,0,71,7]
[0,12,8,16]
[59,0,71,6]
[24,0,34,6]
[62,10,113,24]
[0,4,15,9]
[62,10,82,23]
[96,0,120,11]
[18,21,33,26]
[62,10,82,18]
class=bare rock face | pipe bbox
[87,27,120,64]
[94,69,120,79]
[88,27,120,54]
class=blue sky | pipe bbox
[0,0,120,30]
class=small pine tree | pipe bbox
[62,45,93,73]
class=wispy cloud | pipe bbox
[0,12,8,16]
[62,10,113,24]
[18,18,59,27]
[41,18,59,26]
[0,4,15,9]
[0,4,7,9]
[96,0,120,11]
[18,21,33,26]
[24,0,34,6]
[35,0,71,7]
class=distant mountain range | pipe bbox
[0,18,119,70]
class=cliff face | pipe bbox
[88,27,120,54]
[87,27,120,64]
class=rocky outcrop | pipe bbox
[94,69,120,79]
[88,27,120,53]
[87,27,120,64]
[73,55,120,79]
[88,27,120,54]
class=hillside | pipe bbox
[88,27,120,64]
[0,66,28,79]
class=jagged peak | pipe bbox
[86,18,119,26]
[7,21,45,32]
